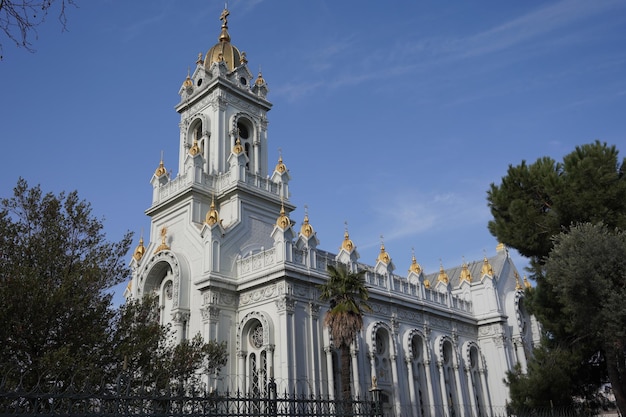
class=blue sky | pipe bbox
[1,1,625,304]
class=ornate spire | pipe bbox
[205,195,220,226]
[376,235,391,264]
[233,136,244,154]
[154,151,167,177]
[154,226,170,253]
[481,254,493,276]
[408,248,422,275]
[132,235,146,261]
[459,259,472,283]
[275,149,287,173]
[218,7,231,42]
[437,261,449,284]
[276,199,291,229]
[182,67,193,89]
[300,205,314,237]
[341,221,354,252]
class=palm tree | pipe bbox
[318,263,371,402]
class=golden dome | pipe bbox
[424,279,431,289]
[275,155,287,173]
[459,262,472,283]
[182,67,193,89]
[438,264,449,284]
[205,196,220,226]
[276,201,290,229]
[154,157,167,177]
[300,214,314,238]
[409,254,422,275]
[523,275,531,289]
[377,243,391,264]
[189,138,201,156]
[481,256,493,276]
[341,230,354,252]
[204,8,242,72]
[233,137,244,154]
[255,71,266,86]
[132,236,146,261]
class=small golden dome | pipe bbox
[300,214,314,238]
[409,254,422,275]
[341,230,354,252]
[460,262,472,283]
[182,68,193,89]
[205,197,220,226]
[154,226,170,253]
[189,138,201,156]
[275,155,287,173]
[377,243,391,264]
[481,256,493,276]
[154,158,167,177]
[523,275,531,289]
[276,201,290,229]
[205,8,242,72]
[255,71,266,86]
[424,279,431,289]
[438,264,449,284]
[132,236,146,261]
[233,137,244,154]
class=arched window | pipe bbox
[245,320,268,395]
[237,119,253,172]
[410,334,428,415]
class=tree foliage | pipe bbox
[0,0,77,60]
[487,141,626,411]
[0,179,227,390]
[318,263,371,401]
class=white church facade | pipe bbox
[126,8,541,417]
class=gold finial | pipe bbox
[218,8,231,42]
[255,70,266,86]
[205,195,220,226]
[189,135,201,156]
[275,148,287,173]
[233,137,244,154]
[276,199,291,229]
[376,235,391,264]
[424,279,431,289]
[183,67,193,89]
[300,205,314,238]
[240,51,247,65]
[155,151,167,177]
[523,275,531,289]
[515,271,522,290]
[459,258,472,283]
[133,235,146,261]
[438,261,449,284]
[481,253,493,276]
[341,221,354,252]
[154,226,170,253]
[409,248,422,275]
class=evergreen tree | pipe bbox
[487,141,626,411]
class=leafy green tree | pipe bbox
[545,223,626,412]
[318,263,371,402]
[0,178,132,387]
[0,179,228,393]
[487,141,626,411]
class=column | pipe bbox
[423,360,436,417]
[237,350,246,393]
[406,358,419,417]
[454,364,466,417]
[479,368,493,417]
[438,362,450,416]
[391,353,402,417]
[351,345,361,396]
[465,368,477,417]
[325,346,335,400]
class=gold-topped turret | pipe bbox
[255,71,266,86]
[341,223,354,252]
[154,154,167,177]
[204,8,243,71]
[438,263,449,284]
[275,154,287,173]
[409,252,422,275]
[481,255,494,276]
[154,227,170,253]
[276,200,291,229]
[182,68,193,89]
[300,206,314,237]
[205,196,220,226]
[376,238,391,264]
[132,236,146,262]
[459,260,472,283]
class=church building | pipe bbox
[126,8,540,417]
